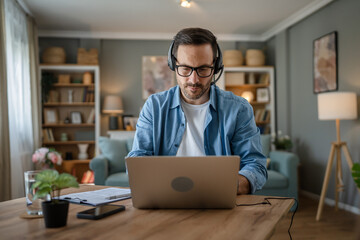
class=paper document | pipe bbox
[59,188,131,206]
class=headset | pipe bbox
[167,40,224,84]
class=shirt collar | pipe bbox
[170,84,218,111]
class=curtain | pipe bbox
[4,0,35,199]
[27,16,41,151]
[0,0,11,202]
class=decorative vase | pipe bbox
[78,144,89,160]
[42,200,69,228]
[83,72,92,85]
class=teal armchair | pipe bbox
[90,137,133,187]
[255,135,300,210]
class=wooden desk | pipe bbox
[0,185,293,240]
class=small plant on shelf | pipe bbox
[272,130,293,151]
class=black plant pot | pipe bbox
[42,200,69,228]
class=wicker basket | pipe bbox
[245,49,265,66]
[223,50,243,67]
[42,47,66,64]
[77,48,98,65]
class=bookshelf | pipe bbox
[217,66,275,135]
[40,64,100,180]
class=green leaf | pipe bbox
[54,173,79,190]
[35,170,59,184]
[33,186,52,200]
[352,163,360,188]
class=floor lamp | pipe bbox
[316,92,358,221]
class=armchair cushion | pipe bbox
[105,172,129,187]
[98,137,128,175]
[262,170,288,189]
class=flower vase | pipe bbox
[77,144,89,160]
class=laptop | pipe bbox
[125,156,240,209]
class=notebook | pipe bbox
[125,156,240,209]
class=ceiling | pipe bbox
[22,0,334,41]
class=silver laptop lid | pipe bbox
[126,156,240,209]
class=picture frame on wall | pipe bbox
[43,108,58,124]
[70,111,82,124]
[142,56,175,99]
[313,31,338,93]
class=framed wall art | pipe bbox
[142,56,175,99]
[313,31,338,93]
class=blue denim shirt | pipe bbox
[128,85,267,193]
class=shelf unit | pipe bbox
[40,64,100,180]
[217,66,275,135]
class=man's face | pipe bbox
[175,44,214,105]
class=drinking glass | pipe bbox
[24,170,44,215]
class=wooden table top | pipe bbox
[0,185,294,240]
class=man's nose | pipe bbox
[187,70,199,84]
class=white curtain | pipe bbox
[4,0,34,198]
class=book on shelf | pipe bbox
[43,128,55,142]
[255,109,270,122]
[81,170,94,184]
[83,86,94,102]
[258,73,269,85]
[87,108,95,123]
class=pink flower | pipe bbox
[47,151,63,165]
[32,148,62,168]
[32,148,49,163]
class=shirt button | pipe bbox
[181,123,185,127]
[175,144,179,147]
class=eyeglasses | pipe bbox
[175,64,214,78]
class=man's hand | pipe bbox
[237,175,250,195]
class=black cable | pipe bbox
[236,197,298,240]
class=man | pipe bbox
[128,28,267,194]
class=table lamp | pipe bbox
[316,91,358,221]
[103,95,124,130]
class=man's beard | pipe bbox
[183,81,211,100]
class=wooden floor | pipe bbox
[270,194,359,240]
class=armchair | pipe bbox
[90,136,133,187]
[255,135,300,209]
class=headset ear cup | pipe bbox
[167,41,175,71]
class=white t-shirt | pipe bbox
[176,99,210,156]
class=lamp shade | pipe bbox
[317,92,357,120]
[103,95,124,114]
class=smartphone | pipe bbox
[77,204,125,220]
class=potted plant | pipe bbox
[352,163,360,188]
[272,130,293,151]
[32,169,79,228]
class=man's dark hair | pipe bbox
[172,28,218,61]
